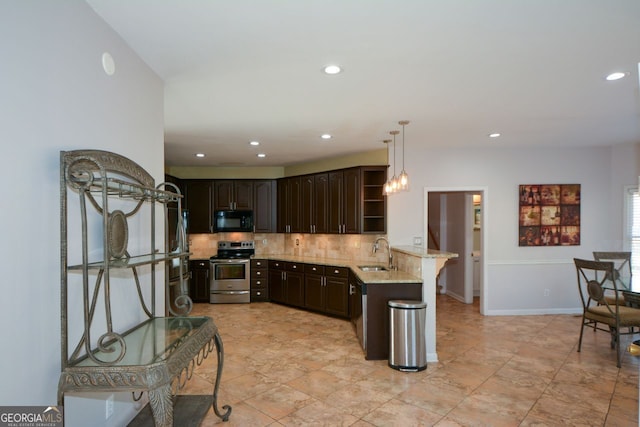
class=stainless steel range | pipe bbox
[209,240,254,303]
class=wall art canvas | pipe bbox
[518,184,580,246]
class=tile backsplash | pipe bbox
[189,232,390,264]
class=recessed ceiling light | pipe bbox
[323,65,342,75]
[321,134,332,140]
[257,153,266,158]
[605,72,627,81]
[488,133,501,138]
[249,141,260,146]
[195,153,205,158]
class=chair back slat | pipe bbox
[574,258,620,315]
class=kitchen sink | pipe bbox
[358,265,388,272]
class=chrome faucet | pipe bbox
[373,237,395,270]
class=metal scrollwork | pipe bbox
[90,331,127,365]
[170,294,193,317]
[60,150,231,425]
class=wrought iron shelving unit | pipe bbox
[58,149,230,426]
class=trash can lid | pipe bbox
[388,300,426,309]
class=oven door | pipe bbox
[210,259,250,303]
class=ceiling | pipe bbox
[86,0,640,168]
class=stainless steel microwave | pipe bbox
[213,210,254,232]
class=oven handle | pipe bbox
[210,290,250,295]
[210,259,251,264]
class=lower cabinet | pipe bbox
[304,264,349,318]
[250,259,269,302]
[268,260,286,303]
[304,264,325,312]
[268,260,304,307]
[324,266,350,317]
[189,260,210,303]
[285,262,305,307]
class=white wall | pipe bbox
[388,145,639,314]
[0,2,163,426]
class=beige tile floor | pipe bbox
[182,295,639,426]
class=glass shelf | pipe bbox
[74,317,210,367]
[68,251,191,270]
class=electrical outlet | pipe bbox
[413,236,422,246]
[543,289,550,297]
[105,394,114,419]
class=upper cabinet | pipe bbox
[300,173,329,234]
[214,180,253,210]
[175,165,386,235]
[184,179,214,233]
[253,180,277,233]
[278,166,386,235]
[277,176,302,233]
[185,179,277,233]
[328,168,360,234]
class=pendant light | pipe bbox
[382,139,392,195]
[389,130,400,193]
[398,120,409,191]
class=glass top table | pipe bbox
[59,316,231,426]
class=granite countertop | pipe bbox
[392,246,459,259]
[192,253,422,284]
[257,254,422,284]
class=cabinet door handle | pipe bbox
[349,284,355,295]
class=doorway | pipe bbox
[425,187,487,314]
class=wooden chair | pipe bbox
[574,258,640,367]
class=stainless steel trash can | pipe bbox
[388,300,427,372]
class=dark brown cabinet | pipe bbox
[253,180,277,233]
[277,166,385,235]
[214,180,253,210]
[304,264,349,318]
[189,259,210,302]
[324,266,350,317]
[304,264,325,312]
[328,168,360,234]
[268,260,304,307]
[301,173,329,234]
[250,259,269,302]
[184,180,214,233]
[285,262,305,307]
[277,176,302,233]
[268,260,286,303]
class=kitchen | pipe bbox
[166,166,455,364]
[4,2,640,427]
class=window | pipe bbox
[624,186,640,276]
